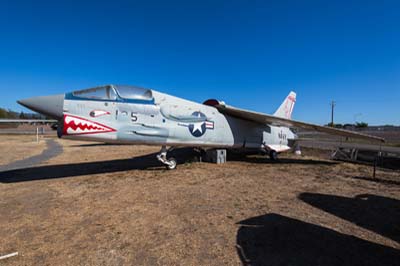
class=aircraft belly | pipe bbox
[62,131,117,142]
[164,127,234,147]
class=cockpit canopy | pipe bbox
[73,85,117,100]
[114,85,153,101]
[72,85,153,102]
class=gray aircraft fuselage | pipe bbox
[19,85,296,153]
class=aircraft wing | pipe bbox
[204,100,385,143]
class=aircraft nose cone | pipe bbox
[18,94,64,119]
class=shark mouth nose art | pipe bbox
[63,115,116,135]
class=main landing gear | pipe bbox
[269,150,278,161]
[263,143,279,161]
[157,146,177,170]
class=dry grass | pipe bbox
[0,137,399,265]
[0,135,47,166]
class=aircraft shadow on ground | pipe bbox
[0,148,205,183]
[0,148,337,183]
[228,154,338,165]
[299,193,400,244]
[236,213,400,266]
[0,153,161,183]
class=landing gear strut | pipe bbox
[157,146,177,170]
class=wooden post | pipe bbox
[36,127,39,143]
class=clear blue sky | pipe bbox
[1,0,399,125]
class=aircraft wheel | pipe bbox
[269,150,278,161]
[166,158,177,170]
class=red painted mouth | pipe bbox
[63,114,116,135]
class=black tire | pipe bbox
[166,157,177,170]
[269,150,278,161]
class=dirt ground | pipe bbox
[0,136,399,266]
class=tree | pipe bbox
[334,123,343,128]
[7,109,18,119]
[0,108,7,118]
[356,122,368,128]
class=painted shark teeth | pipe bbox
[63,115,116,135]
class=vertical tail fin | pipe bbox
[273,91,296,119]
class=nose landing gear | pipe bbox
[157,146,177,170]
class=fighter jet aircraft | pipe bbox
[17,85,384,169]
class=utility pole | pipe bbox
[330,101,336,127]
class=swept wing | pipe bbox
[204,100,384,143]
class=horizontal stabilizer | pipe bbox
[265,144,292,153]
